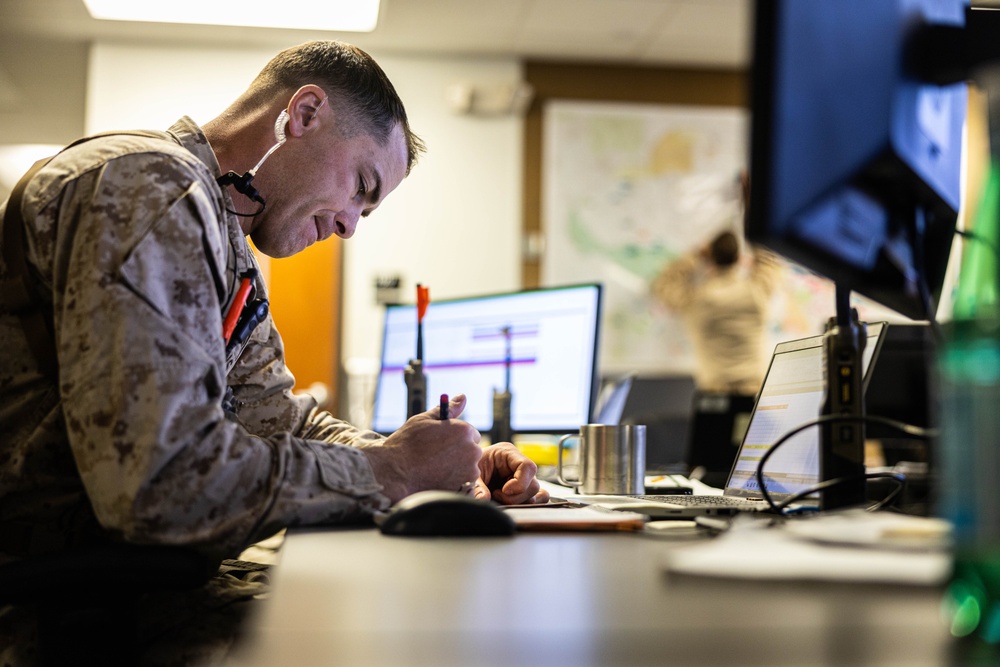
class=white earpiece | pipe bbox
[273,109,290,143]
[216,107,294,216]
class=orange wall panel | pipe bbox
[264,240,342,411]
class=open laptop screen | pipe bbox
[371,284,602,435]
[724,322,886,500]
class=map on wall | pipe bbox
[541,100,900,376]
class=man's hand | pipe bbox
[472,441,550,505]
[363,394,482,504]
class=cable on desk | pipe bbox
[771,471,907,514]
[754,414,936,516]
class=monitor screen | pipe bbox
[725,322,886,501]
[747,0,968,320]
[864,322,933,435]
[371,284,602,435]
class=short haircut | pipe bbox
[710,231,740,267]
[249,41,426,174]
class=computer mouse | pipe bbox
[377,490,516,537]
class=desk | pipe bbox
[228,527,958,666]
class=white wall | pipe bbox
[87,42,523,382]
[340,55,523,368]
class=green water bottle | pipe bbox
[938,155,1000,645]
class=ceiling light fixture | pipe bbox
[81,0,380,32]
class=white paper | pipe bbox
[664,513,952,586]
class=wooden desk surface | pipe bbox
[228,527,957,666]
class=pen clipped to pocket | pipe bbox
[225,298,269,371]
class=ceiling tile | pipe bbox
[0,0,754,67]
[642,0,750,67]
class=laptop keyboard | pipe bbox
[626,494,761,507]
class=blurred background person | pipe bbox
[650,174,780,486]
[652,228,779,394]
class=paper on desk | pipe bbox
[782,510,952,550]
[538,475,721,502]
[664,513,952,586]
[505,505,646,532]
[647,475,723,495]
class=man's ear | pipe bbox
[284,85,329,138]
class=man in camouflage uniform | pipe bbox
[0,41,548,664]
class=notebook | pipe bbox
[570,322,887,518]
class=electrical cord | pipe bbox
[900,207,996,342]
[753,414,936,515]
[772,471,907,514]
[914,207,944,344]
[956,228,1000,263]
[943,226,1000,338]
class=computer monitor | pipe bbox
[745,0,976,508]
[747,0,969,321]
[371,284,602,435]
[865,323,933,432]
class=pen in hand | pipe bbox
[441,394,473,495]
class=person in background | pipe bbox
[651,173,780,395]
[0,40,546,664]
[651,228,780,395]
[650,175,781,487]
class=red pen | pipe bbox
[440,394,449,420]
[223,274,255,343]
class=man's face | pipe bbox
[248,120,408,258]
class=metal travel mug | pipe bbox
[556,424,646,495]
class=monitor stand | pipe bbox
[819,284,867,510]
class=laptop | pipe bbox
[568,322,887,518]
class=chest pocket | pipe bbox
[224,296,270,373]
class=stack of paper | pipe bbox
[504,505,647,532]
[663,511,952,585]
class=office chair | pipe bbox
[685,391,755,488]
[0,543,218,666]
[615,375,698,473]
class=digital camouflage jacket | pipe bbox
[0,117,389,562]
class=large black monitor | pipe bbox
[745,0,978,510]
[865,323,933,432]
[747,0,969,321]
[371,284,602,435]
